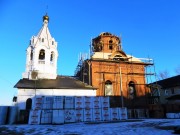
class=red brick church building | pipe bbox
[75,32,153,109]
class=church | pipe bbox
[75,32,154,109]
[14,14,155,123]
[14,14,96,115]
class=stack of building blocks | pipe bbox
[29,96,128,125]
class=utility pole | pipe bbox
[119,67,124,108]
[87,61,91,85]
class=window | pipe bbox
[128,81,136,99]
[94,44,103,52]
[164,90,168,96]
[98,41,103,51]
[105,80,113,96]
[109,44,113,50]
[98,45,103,51]
[26,98,32,110]
[50,52,54,62]
[39,49,45,60]
[52,41,54,45]
[171,88,175,94]
[109,40,113,50]
[30,50,33,60]
[42,38,44,42]
[12,96,17,102]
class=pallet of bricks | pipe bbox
[29,96,43,124]
[29,96,128,125]
[29,96,64,125]
[79,96,128,122]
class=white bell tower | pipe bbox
[22,14,58,80]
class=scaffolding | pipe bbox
[74,32,160,105]
[74,54,160,105]
[126,56,160,104]
[144,58,160,104]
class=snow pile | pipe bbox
[0,119,179,135]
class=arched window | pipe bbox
[105,80,113,96]
[98,45,103,51]
[109,44,113,50]
[50,52,54,62]
[12,96,17,102]
[93,41,103,52]
[39,49,45,60]
[26,98,32,110]
[109,40,113,50]
[128,81,136,99]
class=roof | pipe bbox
[91,52,142,62]
[154,75,180,89]
[37,15,52,39]
[166,94,180,100]
[100,32,113,36]
[14,76,96,90]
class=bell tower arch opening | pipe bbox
[39,49,45,60]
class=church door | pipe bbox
[26,98,32,110]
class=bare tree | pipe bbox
[175,65,180,75]
[157,70,170,80]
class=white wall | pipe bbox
[17,88,96,110]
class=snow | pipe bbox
[0,119,180,135]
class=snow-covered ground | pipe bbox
[0,119,179,135]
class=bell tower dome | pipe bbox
[22,14,58,80]
[92,32,121,53]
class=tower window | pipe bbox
[50,52,54,62]
[97,41,103,52]
[109,40,113,44]
[109,40,113,50]
[39,49,45,60]
[94,44,103,52]
[109,44,113,50]
[30,50,33,60]
[42,38,44,42]
[52,41,54,45]
[98,45,103,51]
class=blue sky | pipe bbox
[0,0,180,105]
